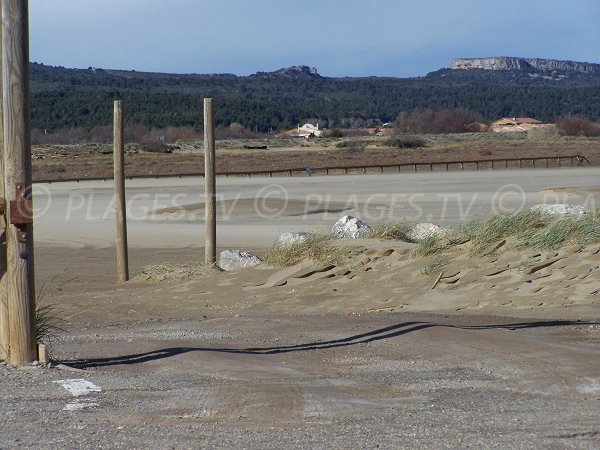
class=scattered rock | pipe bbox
[277,232,313,247]
[407,223,448,242]
[531,204,588,218]
[219,250,262,271]
[331,215,372,238]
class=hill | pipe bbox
[30,58,600,132]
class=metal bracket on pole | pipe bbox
[8,184,32,242]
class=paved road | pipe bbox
[34,167,600,248]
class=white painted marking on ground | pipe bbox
[55,379,102,411]
[55,379,102,396]
[64,399,100,411]
[577,377,600,394]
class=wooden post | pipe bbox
[3,0,36,365]
[204,98,216,265]
[0,17,7,361]
[113,100,129,282]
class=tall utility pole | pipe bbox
[2,0,36,365]
[113,100,129,283]
[0,14,8,362]
[204,98,216,265]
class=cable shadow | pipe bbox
[63,319,595,370]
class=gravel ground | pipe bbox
[1,314,599,449]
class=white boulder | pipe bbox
[218,250,261,271]
[331,215,372,238]
[277,231,313,247]
[530,204,588,219]
[406,223,448,242]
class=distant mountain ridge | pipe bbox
[29,60,600,132]
[450,57,600,74]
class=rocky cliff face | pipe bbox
[450,57,600,74]
[254,65,321,78]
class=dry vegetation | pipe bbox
[411,210,600,260]
[31,132,600,182]
[261,210,600,271]
[263,234,345,268]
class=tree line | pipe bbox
[30,63,600,133]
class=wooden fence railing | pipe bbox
[35,154,591,184]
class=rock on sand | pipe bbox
[219,250,262,271]
[277,231,313,247]
[331,215,372,238]
[531,204,588,218]
[407,223,448,242]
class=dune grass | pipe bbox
[368,220,415,240]
[528,213,600,249]
[263,234,345,267]
[412,210,600,259]
[421,255,453,277]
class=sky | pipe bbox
[30,0,600,78]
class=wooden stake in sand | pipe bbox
[2,0,37,365]
[113,100,129,283]
[204,98,216,265]
[431,271,444,290]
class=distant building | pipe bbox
[281,123,323,138]
[491,117,552,133]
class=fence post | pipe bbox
[3,0,36,365]
[204,98,216,265]
[0,18,7,361]
[113,100,129,282]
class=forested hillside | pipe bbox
[30,63,600,132]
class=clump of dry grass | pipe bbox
[35,274,73,348]
[263,234,345,267]
[335,140,366,152]
[368,220,415,241]
[35,304,65,348]
[385,135,426,149]
[421,255,453,277]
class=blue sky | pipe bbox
[30,0,600,77]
